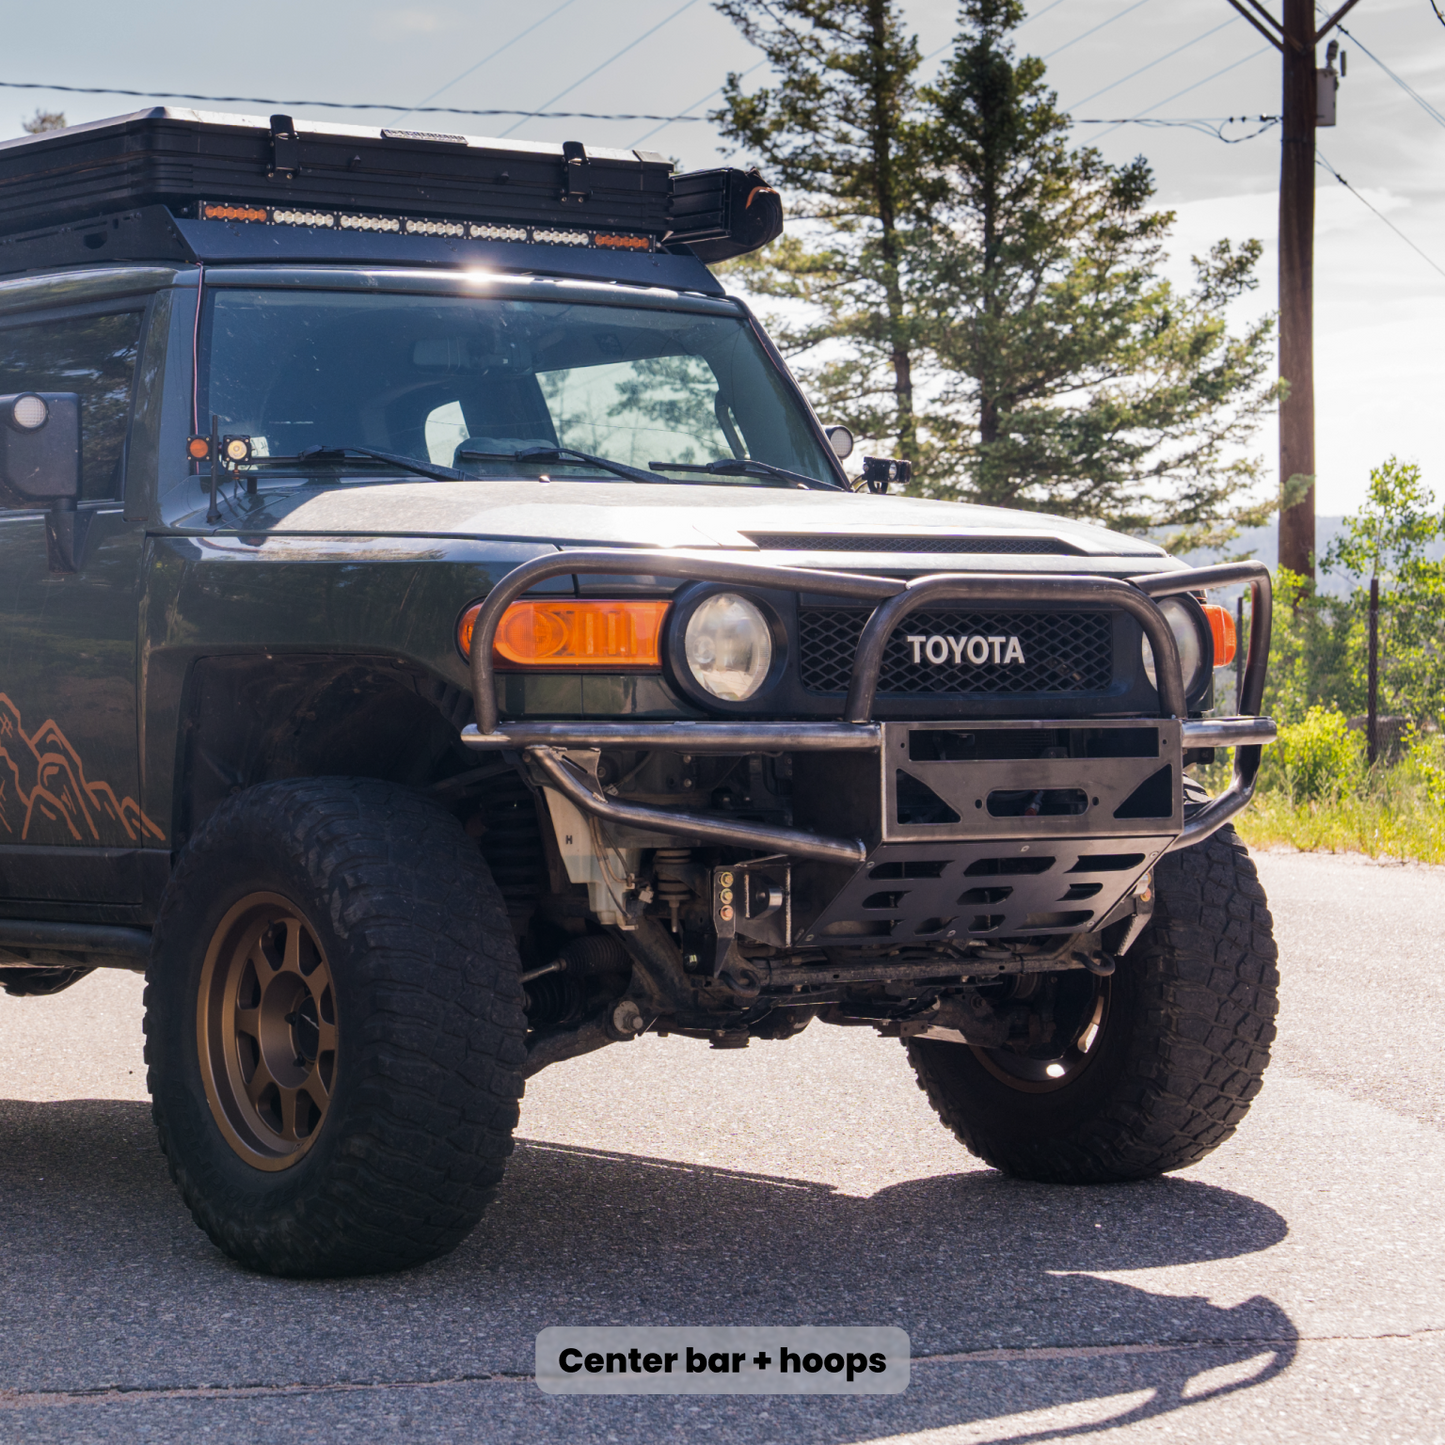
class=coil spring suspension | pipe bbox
[652,847,694,934]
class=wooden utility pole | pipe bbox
[1278,0,1317,581]
[1367,573,1379,764]
[1225,0,1364,582]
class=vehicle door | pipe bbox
[0,294,162,907]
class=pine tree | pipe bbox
[711,0,927,456]
[22,109,66,134]
[916,0,1276,537]
[712,0,1277,541]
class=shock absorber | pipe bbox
[652,848,694,934]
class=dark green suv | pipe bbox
[0,110,1278,1277]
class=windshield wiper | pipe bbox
[648,458,845,492]
[294,445,463,483]
[458,444,659,485]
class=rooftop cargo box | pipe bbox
[0,110,782,286]
[0,109,676,237]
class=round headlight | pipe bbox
[684,593,773,701]
[1141,597,1206,696]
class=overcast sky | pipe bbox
[7,0,1443,515]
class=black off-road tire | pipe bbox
[906,824,1278,1183]
[145,778,527,1276]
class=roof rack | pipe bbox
[0,109,783,282]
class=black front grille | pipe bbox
[798,608,1115,695]
[747,532,1076,555]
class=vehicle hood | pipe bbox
[182,478,1169,562]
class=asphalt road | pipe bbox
[1,848,1443,1443]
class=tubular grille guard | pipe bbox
[463,552,1273,855]
[1132,560,1274,851]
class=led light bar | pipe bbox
[198,201,655,253]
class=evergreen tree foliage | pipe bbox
[713,0,926,457]
[21,109,66,134]
[711,0,1277,539]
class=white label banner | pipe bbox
[535,1326,910,1395]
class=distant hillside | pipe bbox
[1175,516,1445,597]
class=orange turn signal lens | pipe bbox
[593,232,651,251]
[458,598,669,668]
[186,435,211,461]
[1202,603,1237,667]
[202,202,268,222]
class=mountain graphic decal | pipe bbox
[0,693,165,845]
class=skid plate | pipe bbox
[799,837,1169,946]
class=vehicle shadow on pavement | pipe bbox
[0,1101,1296,1442]
[473,1137,1298,1437]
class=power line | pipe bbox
[1075,114,1280,141]
[1019,0,1070,27]
[394,0,585,123]
[710,12,1038,157]
[1063,16,1239,111]
[1041,0,1154,61]
[628,59,766,148]
[1088,45,1273,140]
[1332,21,1445,130]
[499,0,703,138]
[0,79,707,124]
[1316,147,1445,282]
[918,0,1114,79]
[917,0,1068,71]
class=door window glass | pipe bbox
[0,310,144,503]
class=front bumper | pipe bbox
[461,550,1274,871]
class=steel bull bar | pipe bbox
[462,551,1274,863]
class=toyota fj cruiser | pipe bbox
[0,109,1279,1277]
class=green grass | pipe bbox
[1229,790,1445,865]
[1199,735,1445,865]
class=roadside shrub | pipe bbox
[1256,706,1365,803]
[1262,458,1445,729]
[1402,727,1445,808]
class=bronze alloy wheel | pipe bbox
[148,778,528,1275]
[197,892,338,1171]
[971,978,1110,1095]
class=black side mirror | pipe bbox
[0,392,84,570]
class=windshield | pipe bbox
[200,288,837,486]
